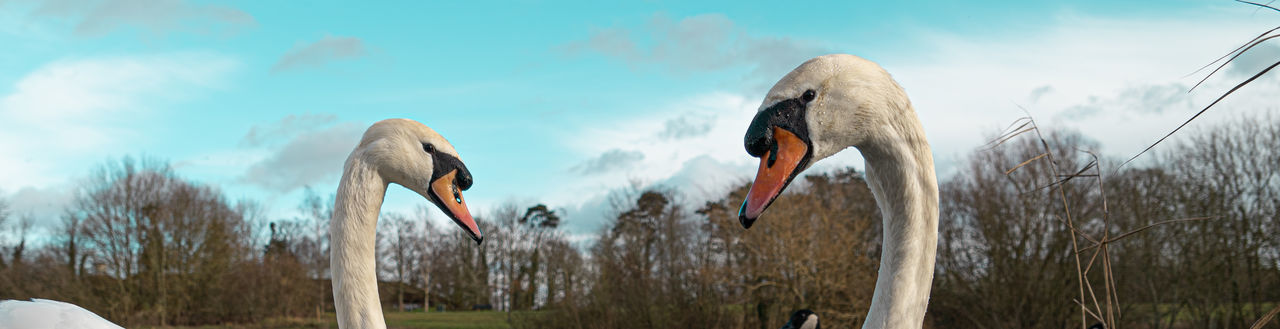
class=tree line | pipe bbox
[0,114,1277,328]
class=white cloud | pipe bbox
[238,116,364,193]
[547,92,763,231]
[565,92,758,184]
[550,8,1280,235]
[3,53,235,127]
[556,154,753,237]
[658,113,716,140]
[0,52,238,225]
[272,35,369,73]
[1055,82,1194,120]
[570,149,645,175]
[4,185,73,230]
[884,9,1280,174]
[561,13,828,80]
[1225,42,1280,78]
[11,0,256,37]
[654,155,752,202]
[240,113,339,147]
[0,52,238,187]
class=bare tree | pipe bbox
[296,187,333,316]
[8,214,33,271]
[930,130,1099,329]
[515,204,561,310]
[699,170,880,328]
[380,212,431,311]
[0,196,10,271]
[69,156,256,325]
[1143,115,1280,328]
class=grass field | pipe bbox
[139,311,518,329]
[382,311,515,329]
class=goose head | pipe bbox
[781,309,820,329]
[357,118,482,243]
[739,54,912,228]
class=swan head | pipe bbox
[781,309,820,329]
[739,54,911,228]
[358,118,482,244]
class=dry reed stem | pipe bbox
[998,116,1235,329]
[1075,217,1215,253]
[1005,152,1049,175]
[1249,304,1280,329]
[1222,4,1280,327]
[997,111,1097,329]
[1123,2,1280,167]
[1073,298,1107,324]
[989,5,1279,327]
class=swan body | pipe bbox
[739,54,938,329]
[0,299,123,329]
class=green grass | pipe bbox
[138,311,520,329]
[1122,302,1280,325]
[383,311,514,329]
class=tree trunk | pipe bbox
[423,268,431,312]
[756,301,769,329]
[396,281,404,312]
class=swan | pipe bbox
[738,54,938,329]
[331,118,482,329]
[781,309,821,329]
[0,299,123,329]
[0,119,483,329]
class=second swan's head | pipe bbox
[781,309,820,329]
[358,118,482,244]
[738,54,912,228]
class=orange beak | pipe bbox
[739,127,809,228]
[430,170,482,244]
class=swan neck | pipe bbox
[331,153,388,329]
[858,120,939,329]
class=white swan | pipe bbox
[0,299,123,329]
[331,118,482,329]
[738,54,938,329]
[0,119,483,329]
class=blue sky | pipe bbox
[2,0,1278,240]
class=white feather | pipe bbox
[800,314,819,329]
[760,54,939,329]
[0,299,124,329]
[0,119,470,329]
[331,119,471,329]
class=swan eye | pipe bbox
[801,89,816,103]
[422,143,435,153]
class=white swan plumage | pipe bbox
[739,54,939,329]
[0,299,123,329]
[330,118,482,329]
[0,119,482,329]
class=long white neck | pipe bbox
[856,117,939,329]
[331,153,388,329]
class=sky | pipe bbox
[1,0,1278,241]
